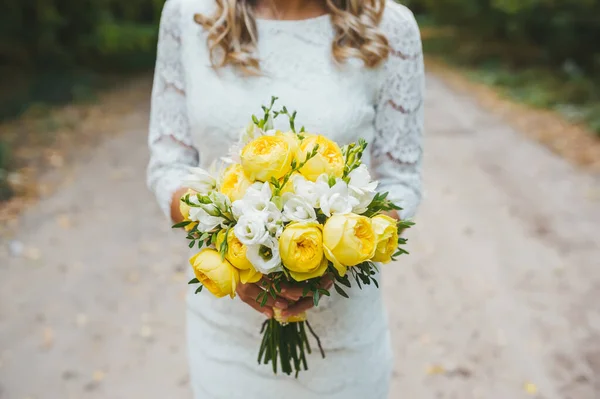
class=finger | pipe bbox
[240,284,288,310]
[246,298,274,318]
[282,297,314,317]
[278,284,306,301]
[280,273,335,300]
[320,274,334,290]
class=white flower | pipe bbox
[234,214,269,246]
[231,181,274,221]
[242,182,273,212]
[282,193,317,223]
[262,202,283,237]
[240,122,265,144]
[188,203,225,232]
[247,236,282,274]
[319,179,359,217]
[182,167,216,194]
[292,174,321,208]
[347,165,378,214]
[231,200,246,221]
[209,191,231,213]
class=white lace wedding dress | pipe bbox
[147,0,424,397]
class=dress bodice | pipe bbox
[147,0,424,221]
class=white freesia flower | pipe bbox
[230,181,274,221]
[347,164,378,214]
[319,179,359,217]
[182,167,216,194]
[231,200,246,221]
[188,203,225,232]
[292,174,320,208]
[242,182,273,212]
[234,214,269,246]
[247,236,282,274]
[282,193,317,222]
[240,122,265,144]
[209,191,231,213]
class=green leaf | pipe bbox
[188,278,199,285]
[195,285,204,294]
[334,284,349,298]
[313,289,320,307]
[260,292,269,307]
[302,285,311,297]
[188,241,195,248]
[172,221,191,229]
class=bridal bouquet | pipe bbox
[176,98,413,377]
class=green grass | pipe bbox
[0,139,13,201]
[421,32,600,135]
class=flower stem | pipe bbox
[257,319,324,377]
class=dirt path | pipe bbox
[1,75,599,399]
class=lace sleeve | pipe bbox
[147,0,199,218]
[371,4,424,220]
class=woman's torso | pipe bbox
[177,0,385,169]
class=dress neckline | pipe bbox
[255,13,331,28]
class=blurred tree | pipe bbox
[410,0,600,73]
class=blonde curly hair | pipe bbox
[194,0,390,74]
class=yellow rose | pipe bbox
[370,215,399,264]
[323,213,376,276]
[189,248,239,298]
[216,230,262,284]
[180,189,198,232]
[279,223,329,281]
[298,134,344,182]
[277,131,300,156]
[220,164,253,202]
[241,135,293,182]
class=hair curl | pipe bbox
[194,0,390,74]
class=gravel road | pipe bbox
[1,74,599,399]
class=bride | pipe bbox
[147,0,423,397]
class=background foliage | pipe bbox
[0,0,164,120]
[405,0,600,134]
[0,0,164,199]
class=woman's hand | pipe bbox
[236,274,334,318]
[383,210,400,220]
[236,281,289,319]
[171,187,190,223]
[278,274,333,318]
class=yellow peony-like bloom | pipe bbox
[180,189,198,232]
[279,223,329,281]
[216,230,262,284]
[189,248,239,298]
[277,131,300,157]
[370,215,399,264]
[241,135,293,182]
[219,163,253,202]
[297,134,344,182]
[323,213,376,276]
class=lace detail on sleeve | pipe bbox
[147,0,199,218]
[371,3,424,220]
